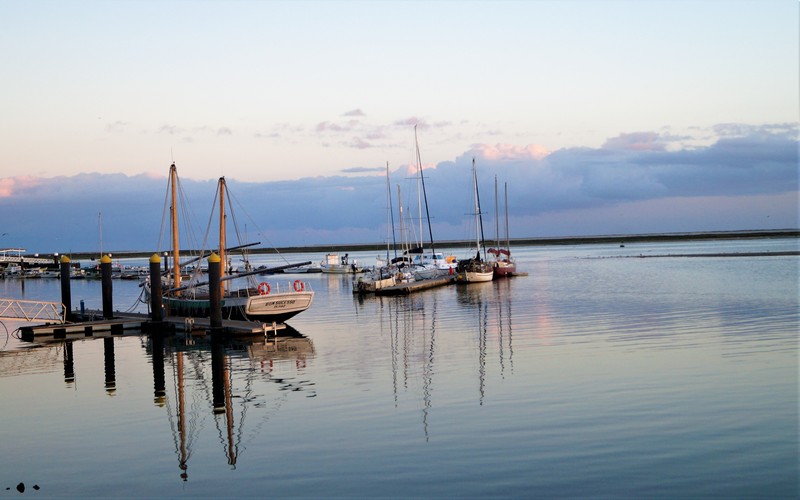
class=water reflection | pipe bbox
[454,280,517,405]
[4,327,315,482]
[363,278,521,438]
[103,337,115,394]
[145,327,315,480]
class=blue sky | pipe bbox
[0,0,798,253]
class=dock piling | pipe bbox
[59,255,72,321]
[149,254,163,323]
[208,252,222,332]
[101,255,113,320]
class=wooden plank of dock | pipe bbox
[19,312,285,340]
[375,276,455,296]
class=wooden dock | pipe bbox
[375,276,455,296]
[18,311,286,342]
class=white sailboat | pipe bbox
[353,162,402,294]
[404,126,456,280]
[456,158,494,283]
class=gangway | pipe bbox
[0,299,65,323]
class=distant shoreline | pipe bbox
[55,228,798,261]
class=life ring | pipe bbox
[293,280,305,292]
[257,282,271,295]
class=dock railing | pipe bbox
[0,299,66,323]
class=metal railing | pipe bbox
[0,299,65,323]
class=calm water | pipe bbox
[1,238,797,498]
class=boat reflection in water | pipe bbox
[6,325,315,483]
[364,276,516,440]
[147,326,315,480]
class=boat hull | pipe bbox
[493,261,517,277]
[164,291,314,324]
[320,265,361,274]
[462,270,494,282]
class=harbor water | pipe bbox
[0,238,797,497]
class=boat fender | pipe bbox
[257,282,271,295]
[293,280,305,292]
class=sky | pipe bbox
[0,0,798,254]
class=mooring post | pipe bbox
[101,254,113,320]
[208,252,223,332]
[59,255,73,321]
[149,254,163,323]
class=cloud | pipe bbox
[343,109,365,117]
[158,125,182,135]
[316,120,360,133]
[1,125,796,252]
[341,166,384,174]
[602,132,666,151]
[345,137,373,149]
[105,121,128,133]
[0,176,41,198]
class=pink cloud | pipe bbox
[0,176,41,198]
[469,143,551,161]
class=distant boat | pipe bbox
[151,163,314,324]
[488,177,517,277]
[456,158,494,283]
[319,253,364,274]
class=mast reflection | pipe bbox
[381,295,438,441]
[150,326,315,481]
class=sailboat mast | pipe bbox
[472,158,487,261]
[218,177,227,295]
[388,163,398,261]
[398,184,407,257]
[504,182,511,251]
[415,125,436,254]
[170,163,181,291]
[494,175,500,249]
[385,162,391,263]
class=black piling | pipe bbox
[59,255,72,321]
[208,252,222,332]
[149,254,163,323]
[101,254,113,320]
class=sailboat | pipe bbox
[155,164,314,324]
[403,126,456,280]
[455,158,494,283]
[353,162,403,294]
[488,176,517,277]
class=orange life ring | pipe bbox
[257,282,270,295]
[293,280,305,292]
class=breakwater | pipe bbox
[12,229,799,262]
